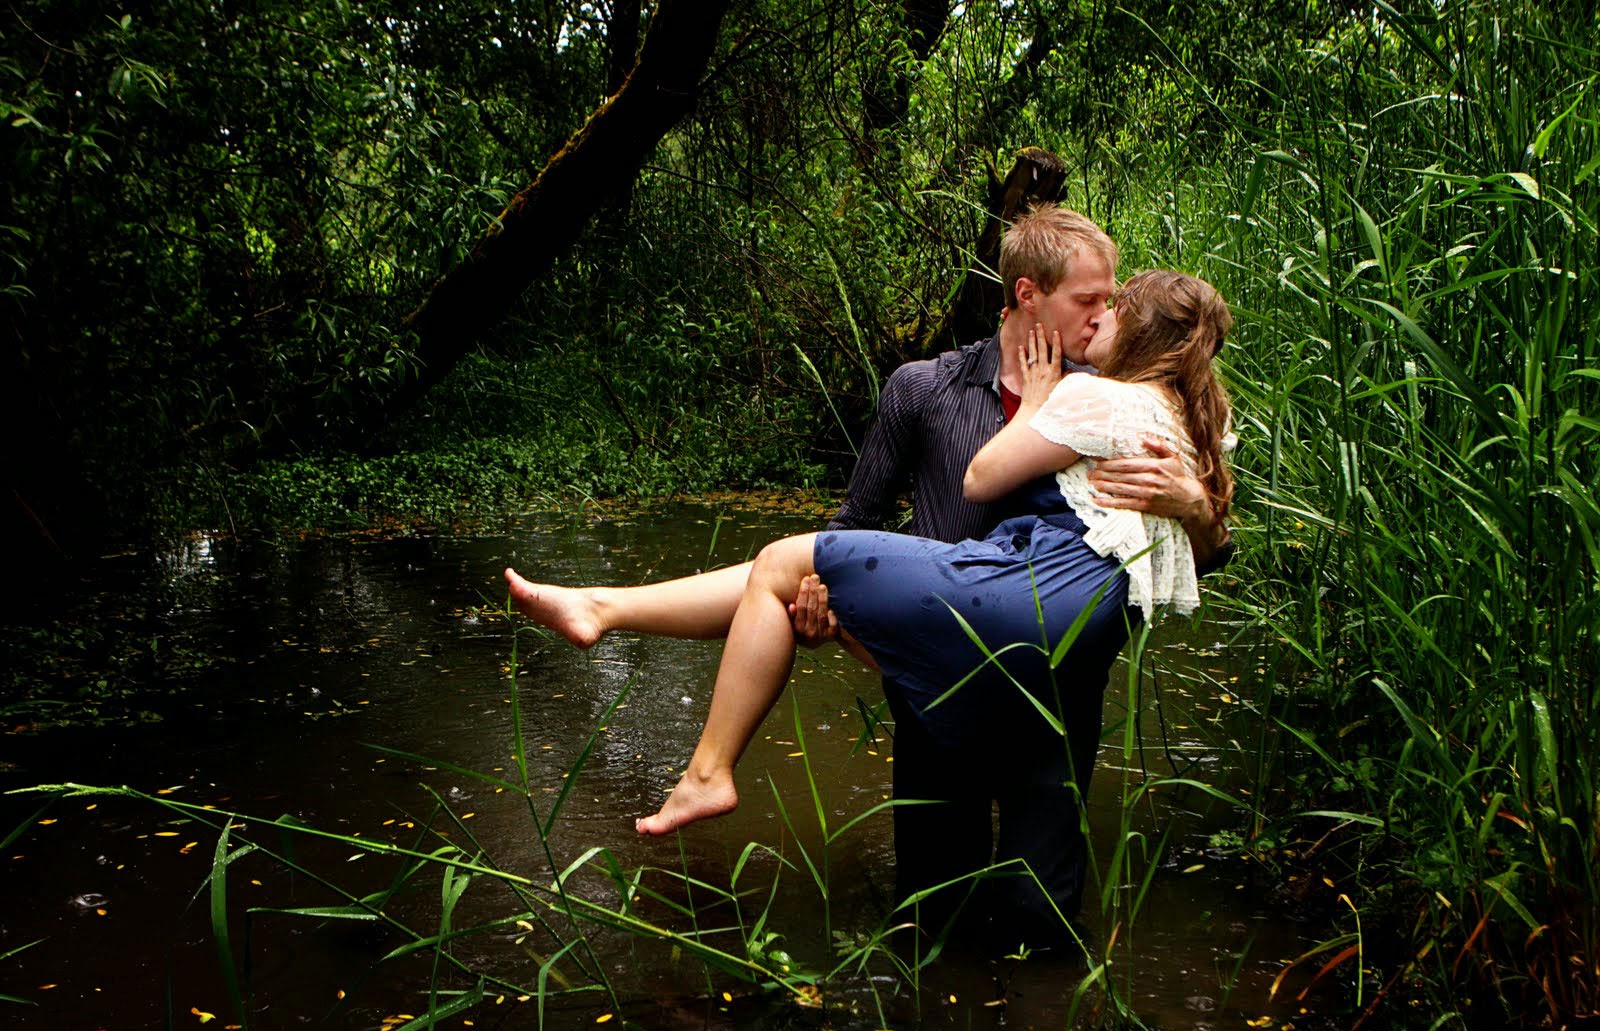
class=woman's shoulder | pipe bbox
[1045,370,1114,401]
[1049,372,1173,410]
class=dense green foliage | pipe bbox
[6,0,1599,1024]
[1197,11,1600,1024]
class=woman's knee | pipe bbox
[749,534,816,594]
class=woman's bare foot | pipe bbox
[504,568,604,648]
[636,768,738,836]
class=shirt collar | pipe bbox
[969,333,1003,393]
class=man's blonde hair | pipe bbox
[999,203,1119,308]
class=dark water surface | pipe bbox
[2,503,1328,1029]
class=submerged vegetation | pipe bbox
[5,0,1598,1026]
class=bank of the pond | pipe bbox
[194,433,836,533]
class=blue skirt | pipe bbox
[813,513,1136,752]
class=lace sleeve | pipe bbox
[1028,374,1144,458]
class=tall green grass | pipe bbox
[1113,1,1599,1022]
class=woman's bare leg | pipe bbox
[636,533,819,835]
[504,561,752,647]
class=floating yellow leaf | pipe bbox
[191,1007,216,1023]
[154,832,180,837]
[948,994,958,1003]
[1247,1018,1273,1028]
[38,819,56,826]
[1183,864,1205,874]
[786,752,804,757]
[721,991,732,1002]
[595,1014,614,1024]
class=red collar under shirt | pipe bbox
[999,381,1022,423]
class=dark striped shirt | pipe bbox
[828,334,1019,543]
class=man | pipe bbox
[793,203,1229,950]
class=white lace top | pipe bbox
[1029,373,1227,620]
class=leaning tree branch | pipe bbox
[385,0,733,422]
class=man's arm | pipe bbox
[825,362,928,531]
[1086,439,1234,574]
[796,362,930,648]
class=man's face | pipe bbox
[1032,254,1114,365]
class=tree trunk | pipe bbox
[923,146,1069,352]
[392,0,731,418]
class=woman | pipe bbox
[506,270,1234,836]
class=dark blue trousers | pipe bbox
[882,659,1109,952]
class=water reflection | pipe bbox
[2,504,1325,1028]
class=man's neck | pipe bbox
[996,317,1029,393]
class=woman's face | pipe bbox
[1084,306,1118,369]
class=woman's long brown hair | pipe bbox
[1095,270,1235,523]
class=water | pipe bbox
[1,502,1332,1028]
